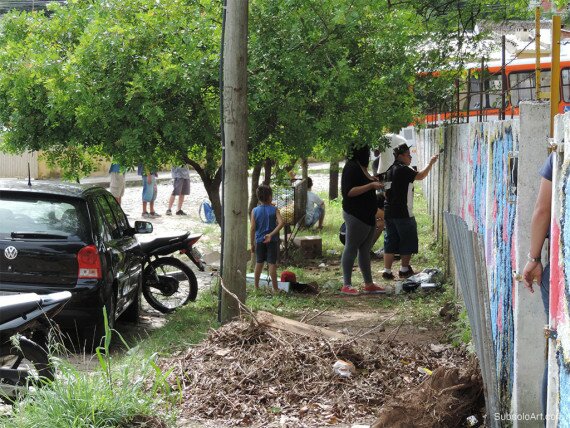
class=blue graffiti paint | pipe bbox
[478,125,516,411]
[558,353,570,424]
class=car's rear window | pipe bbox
[0,195,89,241]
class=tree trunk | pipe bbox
[184,159,223,225]
[262,158,273,185]
[248,160,263,214]
[220,0,248,324]
[329,159,339,200]
[301,157,308,180]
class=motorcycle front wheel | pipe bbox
[0,336,54,400]
[142,257,198,313]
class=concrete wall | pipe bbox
[416,102,569,426]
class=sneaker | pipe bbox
[340,285,359,295]
[362,283,386,294]
[176,210,187,216]
[150,212,161,218]
[399,266,415,279]
[166,209,172,216]
[382,271,395,280]
[372,249,384,259]
[142,212,151,218]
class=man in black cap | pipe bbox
[381,143,439,279]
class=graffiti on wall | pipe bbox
[423,121,518,413]
[484,124,517,408]
[557,161,570,420]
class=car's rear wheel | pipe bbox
[120,278,141,323]
[82,293,116,351]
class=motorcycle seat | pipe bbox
[139,232,190,254]
[0,293,42,324]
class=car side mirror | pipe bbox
[134,221,153,234]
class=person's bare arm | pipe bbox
[347,181,382,197]
[522,178,552,292]
[415,155,439,180]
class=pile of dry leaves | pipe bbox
[161,320,477,427]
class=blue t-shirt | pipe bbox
[539,153,554,182]
[109,163,121,173]
[253,204,278,243]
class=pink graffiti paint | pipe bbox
[549,221,563,327]
[511,237,517,308]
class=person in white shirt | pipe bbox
[305,177,325,230]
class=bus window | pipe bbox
[509,70,551,105]
[561,69,570,102]
[465,74,503,110]
[487,74,502,109]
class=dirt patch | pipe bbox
[163,320,472,427]
[305,308,445,347]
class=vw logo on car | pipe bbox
[4,246,18,260]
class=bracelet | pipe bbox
[527,253,541,263]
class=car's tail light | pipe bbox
[77,245,102,279]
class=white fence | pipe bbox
[0,152,39,179]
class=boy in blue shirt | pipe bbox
[250,185,284,292]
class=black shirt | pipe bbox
[341,160,377,226]
[384,161,417,219]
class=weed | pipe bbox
[449,308,472,347]
[1,309,177,428]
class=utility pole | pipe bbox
[220,0,249,323]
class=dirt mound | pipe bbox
[161,320,472,427]
[372,363,483,428]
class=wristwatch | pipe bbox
[527,253,541,263]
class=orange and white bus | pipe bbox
[421,55,570,124]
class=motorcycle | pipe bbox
[140,232,205,314]
[0,291,71,399]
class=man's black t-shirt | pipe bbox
[384,161,417,219]
[341,160,377,226]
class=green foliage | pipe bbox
[0,0,221,177]
[0,0,460,181]
[449,308,473,347]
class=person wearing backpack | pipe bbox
[381,143,438,280]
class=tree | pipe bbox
[0,0,522,219]
[0,0,225,219]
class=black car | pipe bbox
[0,180,152,344]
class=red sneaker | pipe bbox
[362,283,386,294]
[340,285,359,295]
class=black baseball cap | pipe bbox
[393,143,410,157]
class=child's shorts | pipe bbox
[255,241,279,264]
[142,176,157,202]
